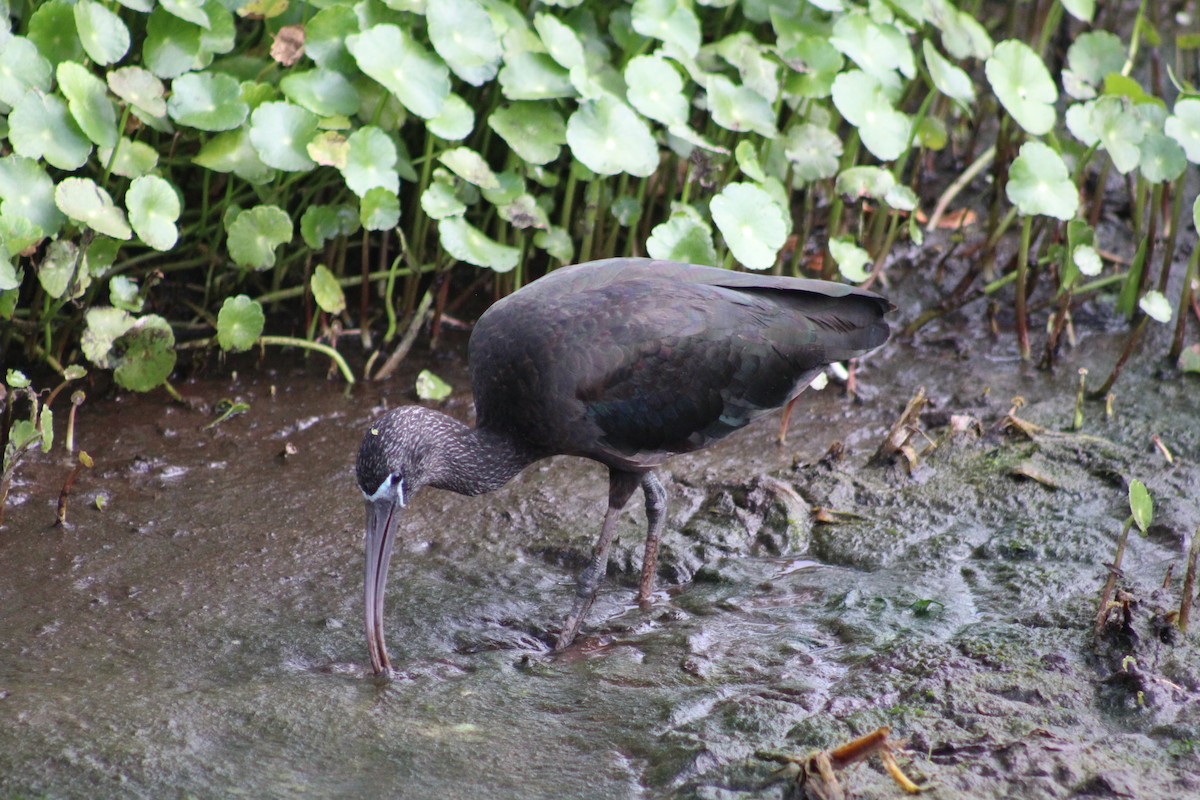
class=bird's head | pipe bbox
[354,406,456,677]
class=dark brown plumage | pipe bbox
[356,257,891,675]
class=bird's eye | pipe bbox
[364,473,405,505]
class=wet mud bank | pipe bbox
[2,276,1199,798]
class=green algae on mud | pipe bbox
[1,313,1199,798]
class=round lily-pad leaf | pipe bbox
[55,178,133,239]
[438,216,519,272]
[249,101,318,171]
[1164,98,1200,163]
[8,92,93,171]
[82,306,135,368]
[74,0,131,65]
[347,24,450,120]
[885,185,918,212]
[420,179,468,220]
[0,37,53,108]
[306,132,349,168]
[534,13,586,71]
[28,1,84,65]
[830,13,914,80]
[497,51,575,101]
[198,2,235,56]
[342,126,399,197]
[1065,100,1099,147]
[480,170,524,206]
[217,295,266,351]
[57,61,119,149]
[0,213,45,257]
[0,155,66,236]
[829,236,871,282]
[415,369,452,402]
[498,193,549,230]
[1092,96,1143,174]
[109,275,143,312]
[227,205,293,270]
[1073,244,1102,277]
[711,182,788,270]
[631,0,701,57]
[310,265,346,315]
[0,252,19,294]
[646,209,717,266]
[625,55,688,127]
[306,5,357,74]
[143,7,203,79]
[1138,132,1186,184]
[427,94,475,141]
[99,138,160,179]
[1180,345,1200,374]
[107,66,168,119]
[280,68,360,117]
[784,123,842,182]
[127,175,181,251]
[488,103,567,165]
[160,0,209,28]
[439,147,500,190]
[735,140,767,183]
[985,39,1056,135]
[113,314,177,392]
[713,32,779,104]
[38,239,82,300]
[300,204,359,249]
[1066,31,1124,88]
[781,35,843,99]
[360,187,400,231]
[1138,290,1172,324]
[1005,141,1079,220]
[84,236,121,278]
[193,128,275,184]
[533,225,574,263]
[936,4,993,61]
[611,196,642,227]
[831,70,910,161]
[427,0,501,86]
[923,41,974,109]
[168,71,249,131]
[1061,0,1094,22]
[566,95,659,177]
[706,74,777,137]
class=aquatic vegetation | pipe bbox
[0,1,1197,395]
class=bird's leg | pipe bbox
[777,396,798,444]
[555,470,640,650]
[637,472,667,604]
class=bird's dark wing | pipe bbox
[470,265,888,469]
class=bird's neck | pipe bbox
[427,422,536,497]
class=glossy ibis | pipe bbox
[356,258,891,675]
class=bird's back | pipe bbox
[468,258,890,470]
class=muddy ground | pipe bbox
[2,262,1199,799]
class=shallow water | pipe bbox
[3,282,1200,798]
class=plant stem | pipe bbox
[259,336,355,384]
[1095,516,1136,637]
[1015,215,1033,360]
[1169,235,1200,360]
[926,145,995,231]
[1179,525,1200,634]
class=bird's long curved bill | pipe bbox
[364,498,401,676]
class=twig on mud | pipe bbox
[758,726,928,798]
[871,386,927,469]
[1179,526,1200,634]
[372,288,434,381]
[56,451,94,527]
